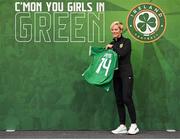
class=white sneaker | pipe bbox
[127,124,139,135]
[111,124,127,134]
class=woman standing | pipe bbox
[106,21,139,135]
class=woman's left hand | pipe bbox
[106,44,113,49]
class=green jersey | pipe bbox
[82,46,118,91]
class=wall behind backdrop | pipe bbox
[0,0,180,130]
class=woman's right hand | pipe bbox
[106,44,113,49]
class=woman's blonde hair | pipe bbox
[110,21,123,31]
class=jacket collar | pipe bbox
[113,35,124,42]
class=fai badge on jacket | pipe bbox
[119,44,123,48]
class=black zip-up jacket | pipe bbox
[110,36,133,76]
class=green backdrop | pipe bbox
[0,0,180,130]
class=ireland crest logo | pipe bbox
[126,3,166,43]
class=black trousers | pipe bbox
[113,70,136,124]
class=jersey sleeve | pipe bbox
[89,46,106,56]
[113,52,118,70]
[115,56,118,70]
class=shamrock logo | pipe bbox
[137,13,156,32]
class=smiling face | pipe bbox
[111,24,122,38]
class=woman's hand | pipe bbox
[106,44,113,49]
